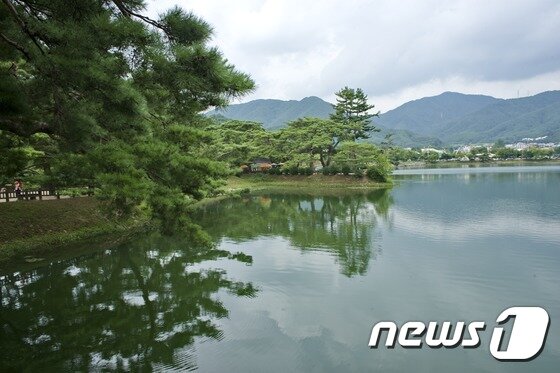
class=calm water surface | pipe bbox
[1,166,559,371]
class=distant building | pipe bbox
[455,145,472,153]
[421,148,444,154]
[250,158,272,172]
[506,142,529,150]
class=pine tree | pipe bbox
[0,0,254,231]
[329,87,380,141]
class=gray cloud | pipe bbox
[148,0,560,111]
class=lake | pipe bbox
[1,166,559,371]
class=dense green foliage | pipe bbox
[272,88,386,172]
[0,0,254,230]
[329,86,379,141]
[333,142,392,181]
[204,120,278,166]
[279,117,343,167]
[207,88,392,181]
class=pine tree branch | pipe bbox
[0,118,53,137]
[111,0,172,38]
[0,32,31,60]
[1,0,45,55]
[13,0,51,20]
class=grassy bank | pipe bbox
[224,174,391,193]
[0,198,148,265]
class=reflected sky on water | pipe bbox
[1,166,559,371]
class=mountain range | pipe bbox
[209,96,333,130]
[208,90,560,146]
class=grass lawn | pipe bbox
[0,197,146,264]
[225,174,391,191]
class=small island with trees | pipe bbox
[206,86,392,183]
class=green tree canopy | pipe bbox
[278,117,343,167]
[0,0,254,230]
[205,120,279,166]
[333,142,392,174]
[273,87,381,169]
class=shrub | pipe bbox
[282,165,299,175]
[354,168,364,178]
[366,167,387,182]
[300,167,313,175]
[327,164,339,175]
[340,164,352,175]
[281,165,294,175]
[268,167,282,175]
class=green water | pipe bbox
[1,166,559,371]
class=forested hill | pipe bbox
[431,91,560,143]
[208,96,333,130]
[375,92,500,134]
[208,90,560,145]
[376,90,560,143]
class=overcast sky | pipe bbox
[147,0,560,112]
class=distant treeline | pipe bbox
[386,144,560,164]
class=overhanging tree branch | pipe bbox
[1,0,45,55]
[13,0,51,20]
[111,0,172,38]
[0,118,53,137]
[0,32,31,60]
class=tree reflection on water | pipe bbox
[0,234,256,371]
[0,189,393,370]
[197,189,393,277]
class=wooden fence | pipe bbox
[0,189,60,202]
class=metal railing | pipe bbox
[0,189,60,202]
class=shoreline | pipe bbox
[0,175,389,268]
[394,158,560,170]
[0,161,556,269]
[223,174,392,191]
[0,198,150,269]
